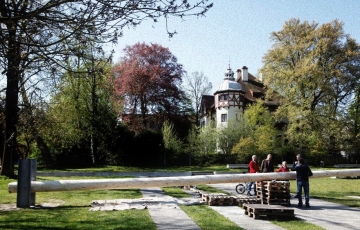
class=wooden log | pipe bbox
[8,169,360,193]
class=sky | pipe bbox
[107,0,360,94]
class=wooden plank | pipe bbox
[243,204,293,211]
[209,201,234,206]
[243,203,294,219]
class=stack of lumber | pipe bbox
[256,180,291,206]
[234,194,261,206]
[200,193,261,206]
[200,193,235,206]
[243,203,294,219]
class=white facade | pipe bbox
[214,65,244,128]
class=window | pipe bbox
[219,94,228,101]
[221,114,227,122]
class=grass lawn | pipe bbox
[0,176,155,230]
[291,177,360,208]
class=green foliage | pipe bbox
[162,120,184,156]
[343,88,360,162]
[261,19,360,161]
[217,119,244,155]
[306,132,329,165]
[232,103,278,162]
[232,137,258,162]
[254,125,277,154]
[186,125,200,156]
[243,102,274,127]
[197,121,217,155]
[45,60,119,166]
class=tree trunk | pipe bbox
[1,28,21,177]
[90,65,97,164]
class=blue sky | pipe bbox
[108,1,360,94]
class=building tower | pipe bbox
[214,64,245,128]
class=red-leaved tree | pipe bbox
[113,43,187,133]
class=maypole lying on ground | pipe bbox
[8,169,360,193]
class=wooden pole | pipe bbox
[8,169,360,193]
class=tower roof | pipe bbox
[216,65,243,92]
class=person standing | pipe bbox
[247,155,260,196]
[292,158,313,208]
[294,154,307,198]
[276,161,290,172]
[260,154,274,173]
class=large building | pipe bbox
[199,65,278,128]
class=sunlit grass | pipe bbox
[298,177,360,208]
[272,219,325,230]
[0,208,155,230]
[0,176,154,229]
[162,186,192,198]
[181,204,244,230]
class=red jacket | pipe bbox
[276,166,290,172]
[248,160,260,173]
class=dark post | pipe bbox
[17,159,37,208]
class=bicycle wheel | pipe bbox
[235,184,246,194]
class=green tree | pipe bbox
[343,86,360,163]
[46,60,118,165]
[186,126,200,165]
[261,19,360,161]
[0,0,213,176]
[217,119,243,155]
[197,121,217,155]
[232,137,258,163]
[232,103,278,162]
[162,120,184,165]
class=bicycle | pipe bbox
[235,182,255,194]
